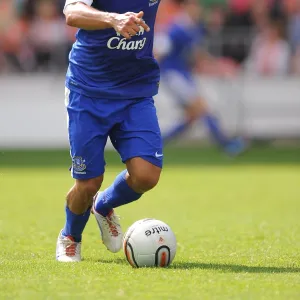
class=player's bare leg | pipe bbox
[67,176,103,214]
[93,158,161,253]
[163,96,213,141]
[187,98,246,156]
[163,95,246,156]
[56,176,103,262]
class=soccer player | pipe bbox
[155,0,246,155]
[56,0,163,262]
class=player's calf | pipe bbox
[67,176,104,214]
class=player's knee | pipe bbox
[186,114,197,123]
[186,108,200,123]
[131,171,160,193]
[186,98,207,121]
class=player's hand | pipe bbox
[110,11,150,40]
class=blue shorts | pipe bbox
[65,88,163,179]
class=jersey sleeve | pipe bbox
[64,0,93,10]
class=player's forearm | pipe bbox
[64,3,115,30]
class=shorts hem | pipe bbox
[122,154,163,168]
[71,169,105,180]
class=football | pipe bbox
[123,218,177,268]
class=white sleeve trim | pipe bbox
[64,0,93,10]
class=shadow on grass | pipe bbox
[169,262,300,273]
[96,258,300,273]
[96,258,127,265]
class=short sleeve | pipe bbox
[64,0,93,10]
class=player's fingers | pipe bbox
[126,15,136,24]
[121,31,131,40]
[131,23,140,34]
[136,11,144,19]
[127,27,138,37]
[135,18,150,32]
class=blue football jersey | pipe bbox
[66,0,161,99]
[158,13,204,74]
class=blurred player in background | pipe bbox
[56,0,163,262]
[155,0,246,155]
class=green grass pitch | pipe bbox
[0,147,300,299]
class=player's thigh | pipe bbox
[162,70,199,106]
[110,97,163,169]
[65,89,110,180]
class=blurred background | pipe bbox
[0,0,300,151]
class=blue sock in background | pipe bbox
[163,114,229,147]
[94,170,142,217]
[163,121,190,143]
[62,206,91,242]
[203,114,229,146]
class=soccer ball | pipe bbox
[123,218,177,268]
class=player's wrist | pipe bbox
[106,12,118,29]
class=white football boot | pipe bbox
[56,230,81,262]
[93,198,123,253]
